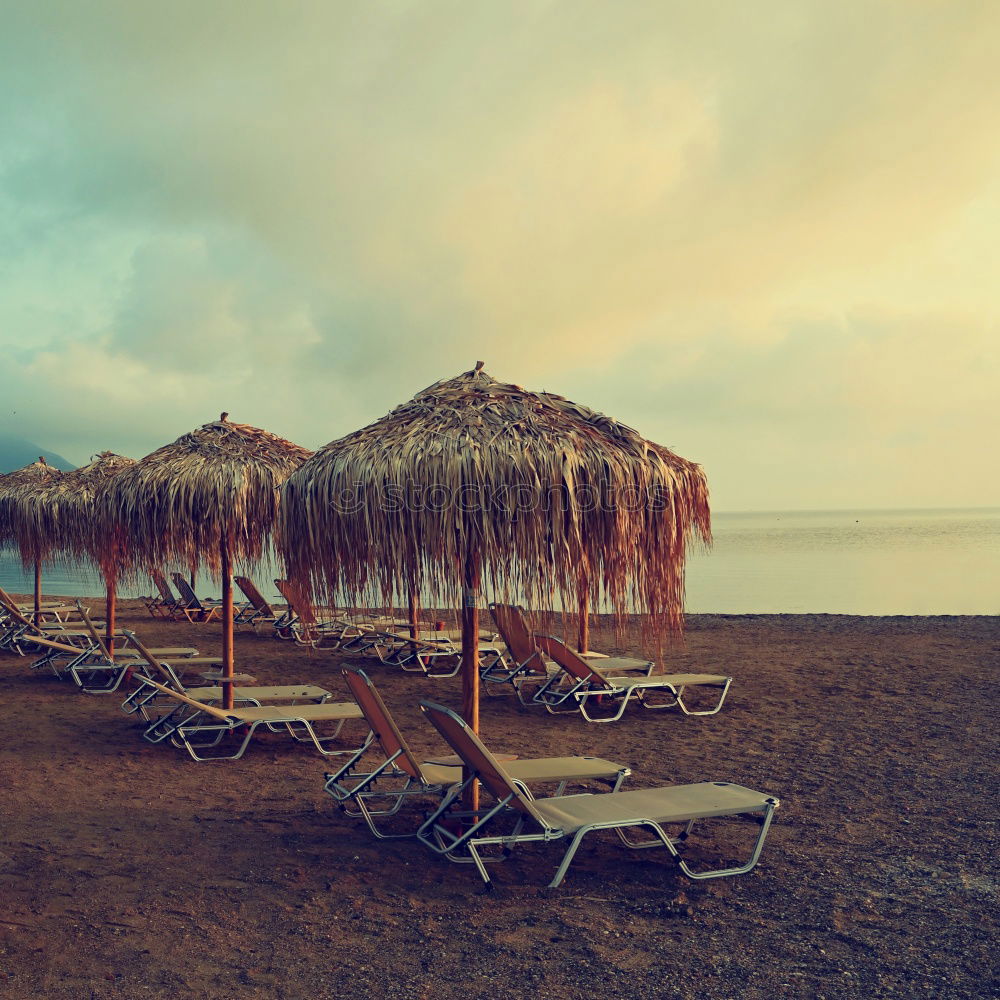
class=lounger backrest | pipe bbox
[234,576,277,616]
[274,579,316,626]
[21,634,87,656]
[171,575,203,610]
[419,702,548,824]
[534,635,610,689]
[137,677,236,722]
[0,592,36,632]
[119,630,184,691]
[0,587,30,620]
[488,603,546,675]
[342,667,423,780]
[76,601,112,660]
[0,586,21,613]
[150,571,176,604]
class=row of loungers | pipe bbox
[120,638,779,890]
[141,570,736,724]
[3,587,777,890]
[141,572,506,678]
[0,592,228,693]
[9,572,734,727]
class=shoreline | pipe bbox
[7,590,998,622]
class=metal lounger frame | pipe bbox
[531,635,732,722]
[416,701,778,888]
[324,667,631,840]
[135,677,370,762]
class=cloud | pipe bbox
[569,306,997,509]
[0,1,997,509]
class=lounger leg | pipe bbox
[72,663,128,695]
[281,720,373,758]
[675,804,778,879]
[143,705,201,744]
[547,828,597,886]
[674,678,732,717]
[176,721,259,761]
[513,677,547,706]
[576,690,632,723]
[351,783,438,839]
[550,821,677,886]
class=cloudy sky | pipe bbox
[1,1,996,511]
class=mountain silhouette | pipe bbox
[0,433,75,473]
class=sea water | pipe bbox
[1,507,997,616]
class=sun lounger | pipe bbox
[118,629,331,732]
[139,571,198,620]
[481,603,549,699]
[323,667,630,838]
[68,648,208,693]
[328,612,466,661]
[17,632,198,685]
[20,634,113,675]
[0,589,87,646]
[530,635,732,722]
[170,574,224,623]
[63,609,202,692]
[483,603,654,700]
[368,626,506,677]
[233,576,291,632]
[416,701,779,888]
[0,594,110,659]
[133,677,367,761]
[272,579,348,646]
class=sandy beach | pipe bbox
[0,598,996,999]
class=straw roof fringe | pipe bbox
[8,452,138,574]
[0,457,65,566]
[99,415,313,578]
[279,366,711,639]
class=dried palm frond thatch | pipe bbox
[99,414,313,577]
[11,451,138,651]
[0,457,64,559]
[99,414,312,704]
[5,452,135,571]
[0,456,66,620]
[279,364,711,729]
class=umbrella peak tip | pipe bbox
[474,361,485,372]
[219,411,229,422]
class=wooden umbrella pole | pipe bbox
[33,560,41,624]
[105,571,116,660]
[408,591,420,641]
[578,585,590,655]
[220,537,234,710]
[460,548,481,732]
[461,546,482,814]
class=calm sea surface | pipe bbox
[1,507,997,616]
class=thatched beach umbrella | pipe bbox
[99,414,312,706]
[0,457,64,622]
[24,451,137,654]
[279,363,711,735]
